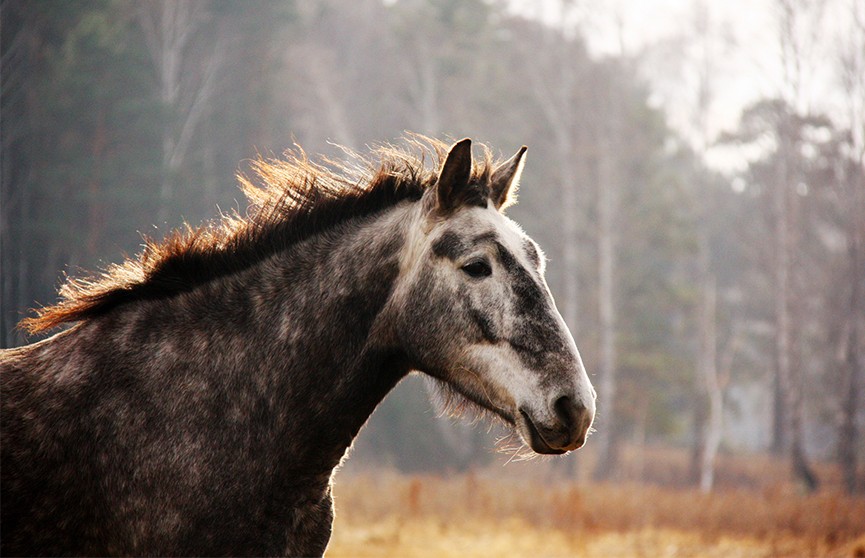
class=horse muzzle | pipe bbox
[517,395,595,455]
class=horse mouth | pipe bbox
[429,375,591,455]
[517,408,585,455]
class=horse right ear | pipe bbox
[433,138,480,214]
[489,146,527,211]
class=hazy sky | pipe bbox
[508,0,859,172]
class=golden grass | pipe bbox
[328,519,865,557]
[327,450,865,557]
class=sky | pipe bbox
[507,0,861,173]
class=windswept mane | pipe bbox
[22,136,499,334]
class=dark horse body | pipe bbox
[1,138,595,556]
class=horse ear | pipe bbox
[489,146,527,211]
[434,138,475,213]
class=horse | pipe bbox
[0,137,596,556]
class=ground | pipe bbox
[329,518,865,557]
[326,450,865,557]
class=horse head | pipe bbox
[392,139,596,455]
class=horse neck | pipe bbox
[108,202,413,478]
[240,204,416,470]
[278,208,415,444]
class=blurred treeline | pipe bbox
[1,0,862,493]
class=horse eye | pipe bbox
[461,259,492,278]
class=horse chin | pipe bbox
[424,376,512,426]
[425,377,586,457]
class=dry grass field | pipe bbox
[327,448,865,557]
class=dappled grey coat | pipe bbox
[1,137,595,556]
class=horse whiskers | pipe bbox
[428,366,543,461]
[496,431,521,465]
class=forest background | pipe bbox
[2,0,864,553]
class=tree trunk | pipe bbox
[690,226,713,485]
[558,130,580,335]
[1,0,37,348]
[305,46,358,149]
[593,123,619,480]
[770,361,786,455]
[838,159,864,494]
[772,150,792,460]
[138,0,223,223]
[687,4,721,484]
[699,275,724,493]
[836,0,865,495]
[86,107,107,257]
[775,132,818,491]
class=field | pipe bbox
[327,448,865,557]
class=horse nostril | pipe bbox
[553,395,579,430]
[543,395,593,451]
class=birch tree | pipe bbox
[137,1,228,223]
[835,0,865,494]
[519,1,589,339]
[775,0,825,490]
[723,99,830,490]
[688,1,729,493]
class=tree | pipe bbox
[686,0,732,493]
[591,61,623,480]
[834,0,865,494]
[518,1,591,339]
[136,1,228,222]
[1,0,162,347]
[1,0,38,348]
[723,99,839,490]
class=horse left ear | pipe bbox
[489,146,527,211]
[434,138,477,214]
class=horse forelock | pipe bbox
[21,136,500,334]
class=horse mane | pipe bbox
[21,136,497,334]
